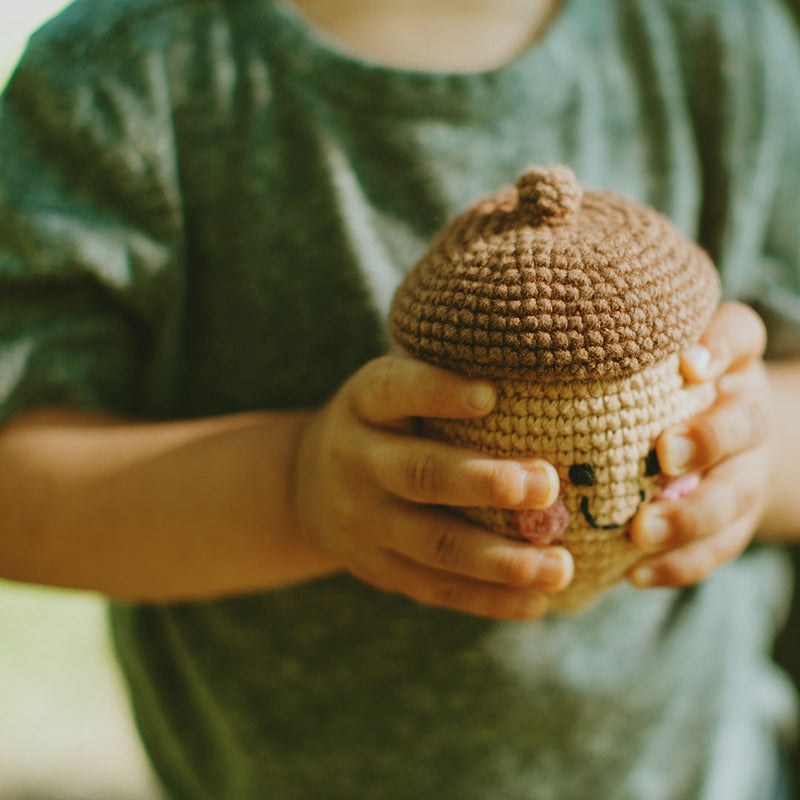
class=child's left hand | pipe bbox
[628,302,771,588]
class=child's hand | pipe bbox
[629,302,770,588]
[293,354,572,619]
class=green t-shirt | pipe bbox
[2,0,800,797]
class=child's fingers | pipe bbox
[379,503,574,592]
[350,354,496,425]
[715,359,768,398]
[365,428,559,509]
[680,302,767,383]
[353,550,551,620]
[627,508,758,588]
[656,392,769,476]
[630,449,764,553]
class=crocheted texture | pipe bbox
[514,500,571,545]
[389,165,722,610]
[424,355,716,611]
[390,166,720,381]
[515,165,583,225]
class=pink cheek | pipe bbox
[514,500,571,545]
[655,472,701,501]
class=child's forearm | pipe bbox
[759,358,800,542]
[0,407,341,601]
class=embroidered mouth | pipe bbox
[580,491,647,530]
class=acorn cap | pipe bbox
[389,165,721,381]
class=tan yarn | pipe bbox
[426,355,715,610]
[389,166,721,611]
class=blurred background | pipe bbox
[1,4,68,87]
[0,584,164,800]
[1,7,164,800]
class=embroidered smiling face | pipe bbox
[424,354,716,610]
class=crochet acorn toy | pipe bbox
[389,165,721,611]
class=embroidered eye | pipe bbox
[644,448,660,477]
[568,463,596,487]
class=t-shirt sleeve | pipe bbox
[669,0,800,358]
[0,20,184,423]
[751,1,800,357]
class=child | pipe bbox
[0,0,799,797]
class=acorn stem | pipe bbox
[515,164,583,225]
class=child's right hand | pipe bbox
[293,353,573,619]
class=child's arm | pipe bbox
[758,357,800,539]
[629,302,799,587]
[0,406,330,601]
[0,354,572,616]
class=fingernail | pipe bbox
[538,550,573,590]
[638,509,672,550]
[630,565,658,587]
[524,465,558,507]
[467,383,495,413]
[684,345,712,379]
[661,433,696,474]
[521,593,549,618]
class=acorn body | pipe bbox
[389,166,721,611]
[424,356,715,610]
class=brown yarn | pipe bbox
[390,166,720,381]
[388,165,721,611]
[515,165,583,225]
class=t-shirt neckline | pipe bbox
[264,0,594,117]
